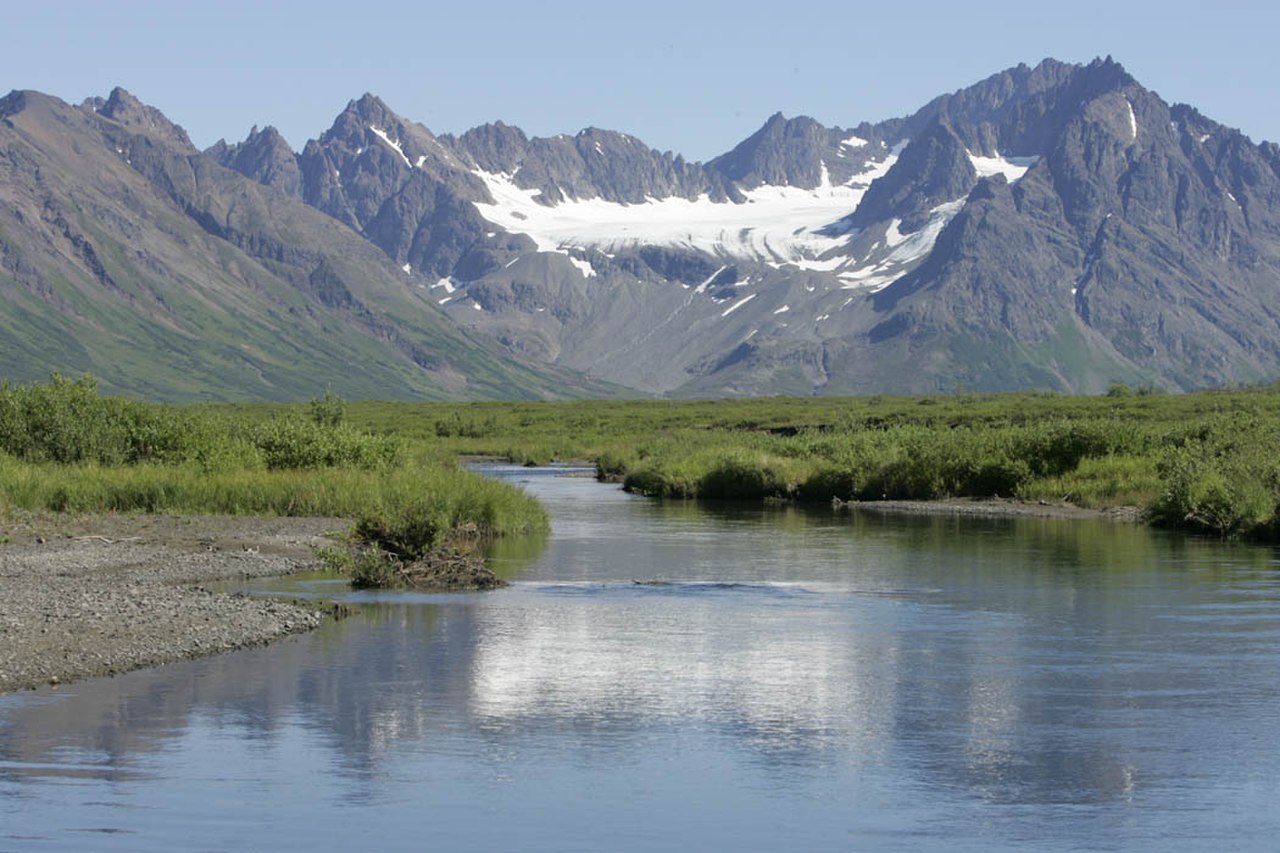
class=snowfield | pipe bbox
[469,147,1039,291]
[470,155,900,272]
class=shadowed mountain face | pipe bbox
[5,57,1280,400]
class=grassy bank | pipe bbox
[0,376,547,545]
[327,387,1280,540]
[9,375,1280,543]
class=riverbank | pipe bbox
[0,513,348,694]
[842,497,1143,523]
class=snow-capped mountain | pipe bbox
[206,56,1280,396]
[2,56,1278,400]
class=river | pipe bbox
[2,465,1280,851]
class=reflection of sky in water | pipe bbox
[3,468,1280,850]
[469,582,898,761]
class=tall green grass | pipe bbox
[0,454,545,532]
[14,375,1280,542]
[0,377,545,545]
[315,384,1280,541]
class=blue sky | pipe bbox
[7,0,1278,160]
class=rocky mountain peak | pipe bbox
[6,58,1278,401]
[448,121,530,173]
[708,112,840,188]
[96,87,195,151]
[207,124,302,197]
[0,90,32,120]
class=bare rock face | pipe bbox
[96,86,197,151]
[206,125,303,198]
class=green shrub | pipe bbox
[354,502,447,561]
[1148,417,1280,537]
[251,417,402,470]
[309,390,347,428]
[0,374,200,465]
[698,453,799,500]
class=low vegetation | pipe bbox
[0,375,547,588]
[8,375,1280,553]
[327,385,1280,541]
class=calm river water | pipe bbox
[3,465,1280,851]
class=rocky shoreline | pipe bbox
[0,513,348,694]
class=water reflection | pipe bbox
[3,470,1280,850]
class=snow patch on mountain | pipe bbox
[470,152,901,272]
[721,293,756,317]
[566,254,596,278]
[696,265,728,293]
[967,151,1040,182]
[837,199,965,292]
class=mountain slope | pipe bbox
[264,56,1269,396]
[0,89,620,401]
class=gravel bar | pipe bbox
[0,513,350,693]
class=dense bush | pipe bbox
[250,417,401,470]
[1147,416,1280,537]
[0,374,201,465]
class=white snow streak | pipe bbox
[401,262,412,274]
[369,125,412,168]
[840,135,869,149]
[721,293,756,317]
[837,199,964,292]
[1125,99,1137,142]
[696,265,728,293]
[432,277,457,293]
[774,304,790,314]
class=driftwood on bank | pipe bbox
[376,550,507,591]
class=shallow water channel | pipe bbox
[4,465,1280,851]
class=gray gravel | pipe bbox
[0,514,350,693]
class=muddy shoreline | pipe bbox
[0,513,349,694]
